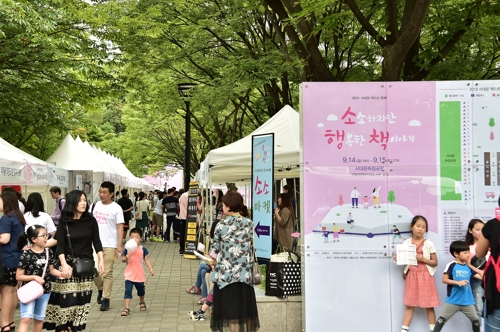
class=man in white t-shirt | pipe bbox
[93,181,124,311]
[350,187,361,208]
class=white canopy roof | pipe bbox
[0,136,69,187]
[199,105,300,184]
[47,134,142,188]
[47,134,105,172]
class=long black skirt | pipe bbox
[43,275,94,331]
[211,282,260,332]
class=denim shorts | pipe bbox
[124,280,145,299]
[20,293,50,321]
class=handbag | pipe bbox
[17,249,49,304]
[266,251,301,298]
[252,235,262,285]
[65,224,96,276]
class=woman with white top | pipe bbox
[24,192,57,237]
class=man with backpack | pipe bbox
[50,186,66,226]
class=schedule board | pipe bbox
[301,81,500,331]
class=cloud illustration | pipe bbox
[409,119,421,126]
[327,114,338,121]
[317,123,325,127]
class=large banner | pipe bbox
[301,81,500,331]
[252,134,274,259]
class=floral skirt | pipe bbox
[43,276,94,331]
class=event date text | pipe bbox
[342,157,400,163]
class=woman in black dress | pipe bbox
[44,190,105,332]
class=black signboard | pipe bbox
[183,181,199,258]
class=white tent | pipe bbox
[198,105,300,184]
[47,134,143,201]
[0,137,69,187]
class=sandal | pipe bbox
[1,325,11,332]
[8,323,15,332]
[198,298,206,305]
[121,308,130,316]
[139,302,147,311]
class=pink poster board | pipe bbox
[302,82,437,249]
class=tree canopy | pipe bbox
[1,0,498,177]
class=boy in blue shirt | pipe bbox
[433,240,483,332]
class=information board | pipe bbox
[301,80,500,331]
[183,181,199,259]
[252,134,274,259]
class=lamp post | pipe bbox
[178,83,197,191]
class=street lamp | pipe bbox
[178,83,197,191]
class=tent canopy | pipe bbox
[0,137,69,187]
[47,134,142,188]
[199,105,300,184]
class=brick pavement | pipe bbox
[11,240,211,332]
[85,241,211,332]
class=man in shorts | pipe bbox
[150,191,165,242]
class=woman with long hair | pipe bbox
[24,192,57,237]
[44,190,104,332]
[216,190,224,220]
[274,193,294,251]
[210,191,259,331]
[0,191,26,332]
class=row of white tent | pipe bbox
[196,105,300,186]
[0,134,153,192]
[47,134,154,191]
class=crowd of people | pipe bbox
[0,182,304,332]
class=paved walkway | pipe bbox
[11,240,211,332]
[85,240,211,332]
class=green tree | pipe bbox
[0,0,116,157]
[265,0,499,81]
[388,190,396,204]
[89,0,302,175]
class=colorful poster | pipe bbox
[302,82,438,251]
[301,80,500,331]
[252,134,274,259]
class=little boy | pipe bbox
[120,228,155,316]
[433,240,483,332]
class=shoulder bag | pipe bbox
[65,223,95,276]
[17,249,49,304]
[252,233,262,285]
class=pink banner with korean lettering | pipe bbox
[300,81,500,332]
[302,82,439,252]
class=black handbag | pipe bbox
[65,224,95,276]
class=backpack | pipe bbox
[484,254,500,292]
[58,198,66,212]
